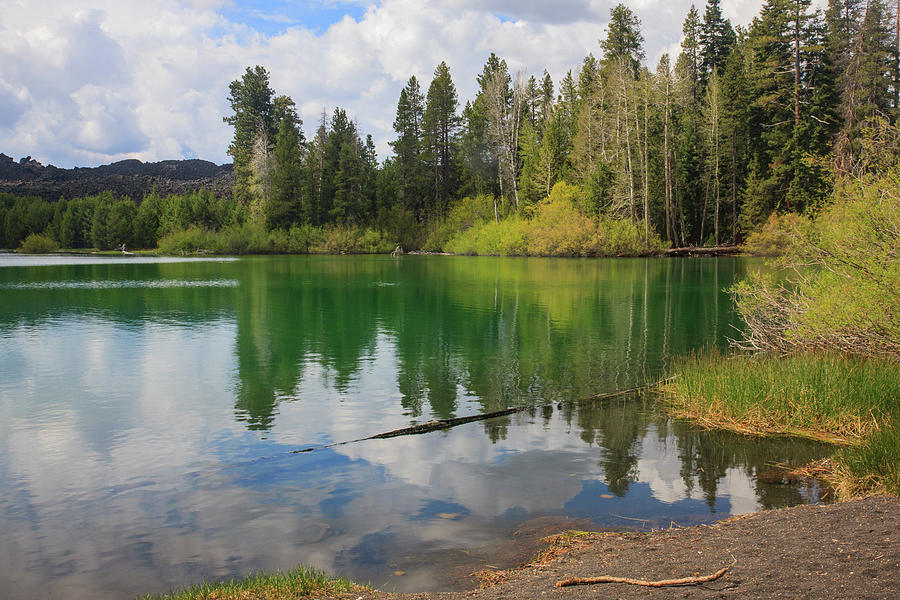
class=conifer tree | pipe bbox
[700,0,736,86]
[423,62,461,218]
[224,66,276,206]
[391,76,427,219]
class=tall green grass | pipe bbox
[666,351,900,496]
[667,352,900,441]
[142,566,361,600]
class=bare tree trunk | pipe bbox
[663,71,674,244]
[621,60,636,221]
[642,76,650,243]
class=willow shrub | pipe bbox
[732,168,900,357]
[423,194,495,251]
[743,211,808,256]
[444,183,665,257]
[17,232,59,254]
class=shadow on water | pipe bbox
[0,255,828,598]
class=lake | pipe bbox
[0,254,830,598]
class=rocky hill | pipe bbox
[0,153,234,201]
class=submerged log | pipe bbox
[664,246,742,257]
[289,378,674,454]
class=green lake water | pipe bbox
[0,254,830,598]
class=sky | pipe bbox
[0,0,819,168]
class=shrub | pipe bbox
[17,232,59,254]
[287,224,325,253]
[732,168,900,357]
[313,225,395,254]
[423,194,495,252]
[527,190,597,256]
[743,211,808,256]
[214,222,271,254]
[157,226,216,254]
[444,183,666,257]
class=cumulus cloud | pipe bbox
[0,1,808,168]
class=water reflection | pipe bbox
[0,255,825,600]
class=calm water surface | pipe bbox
[0,254,829,598]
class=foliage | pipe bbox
[17,232,59,253]
[837,426,900,497]
[154,222,395,256]
[141,565,360,600]
[742,211,808,256]
[157,226,217,254]
[443,183,665,257]
[422,194,494,251]
[732,167,900,357]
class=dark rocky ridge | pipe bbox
[0,153,234,201]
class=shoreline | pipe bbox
[404,496,900,600]
[147,497,900,599]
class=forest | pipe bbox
[2,0,899,254]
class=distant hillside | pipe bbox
[0,153,234,200]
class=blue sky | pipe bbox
[218,0,367,35]
[0,1,812,168]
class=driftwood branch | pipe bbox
[555,566,729,588]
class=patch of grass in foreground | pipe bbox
[141,566,364,600]
[664,351,900,497]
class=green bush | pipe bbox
[17,233,59,254]
[214,222,271,254]
[423,194,495,251]
[443,183,665,257]
[287,224,325,253]
[743,211,807,256]
[157,226,216,254]
[732,168,900,357]
[314,226,395,254]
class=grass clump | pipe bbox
[665,351,900,496]
[836,428,900,498]
[142,566,363,600]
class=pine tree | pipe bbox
[423,61,461,219]
[390,76,427,219]
[267,109,304,230]
[700,0,736,86]
[224,66,276,206]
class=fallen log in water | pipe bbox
[289,378,674,454]
[664,246,742,257]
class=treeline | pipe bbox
[0,189,240,251]
[3,0,898,254]
[223,0,900,251]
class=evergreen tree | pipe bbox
[224,66,276,206]
[391,76,428,219]
[601,4,645,75]
[700,0,736,85]
[267,109,305,229]
[423,61,461,219]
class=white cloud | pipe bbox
[0,1,808,168]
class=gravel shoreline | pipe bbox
[389,497,900,600]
